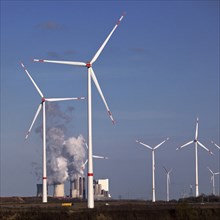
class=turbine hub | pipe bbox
[86,63,92,68]
[194,140,197,143]
[41,97,46,103]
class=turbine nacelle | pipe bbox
[86,63,92,68]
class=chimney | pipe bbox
[70,180,77,198]
[70,176,86,199]
[82,177,86,199]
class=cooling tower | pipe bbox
[53,183,65,197]
[36,184,43,197]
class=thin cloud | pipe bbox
[47,51,60,58]
[36,21,63,30]
[64,50,77,56]
[130,47,146,53]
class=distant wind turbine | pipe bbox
[33,13,125,208]
[136,138,169,202]
[20,62,85,203]
[81,143,108,170]
[176,117,213,197]
[211,140,220,150]
[163,166,172,202]
[207,167,219,195]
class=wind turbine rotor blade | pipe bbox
[81,159,88,170]
[207,167,214,174]
[92,155,108,159]
[45,97,86,102]
[135,140,152,150]
[33,59,86,67]
[85,143,89,149]
[197,141,213,155]
[20,62,44,98]
[25,104,42,140]
[214,172,220,175]
[211,140,220,149]
[176,140,194,150]
[154,138,169,150]
[90,68,115,124]
[195,117,199,140]
[163,166,168,174]
[90,13,125,64]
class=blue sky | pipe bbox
[1,0,219,200]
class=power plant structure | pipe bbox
[36,183,49,197]
[94,179,111,200]
[36,178,110,200]
[36,184,43,197]
[53,183,65,197]
[70,175,86,199]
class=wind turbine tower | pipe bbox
[163,166,172,202]
[176,117,213,197]
[189,184,193,197]
[207,167,219,195]
[33,14,125,208]
[136,138,169,202]
[20,63,85,203]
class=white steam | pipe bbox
[64,135,86,181]
[33,102,86,185]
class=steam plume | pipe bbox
[33,102,86,185]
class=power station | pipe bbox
[36,178,110,200]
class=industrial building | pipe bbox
[70,176,86,199]
[36,178,110,199]
[94,179,111,200]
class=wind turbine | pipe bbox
[211,140,220,150]
[33,13,125,208]
[20,62,85,203]
[207,167,219,195]
[135,138,169,202]
[163,166,172,202]
[176,117,213,197]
